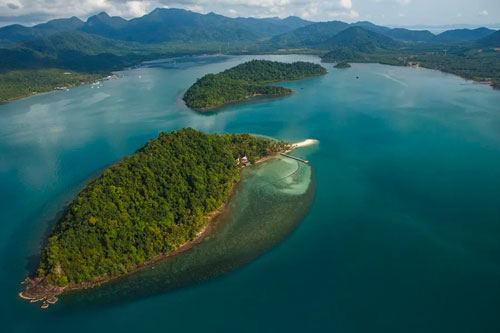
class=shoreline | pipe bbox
[185,71,327,112]
[19,139,318,308]
[322,59,499,90]
[187,91,292,112]
[1,74,118,104]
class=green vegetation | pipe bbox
[1,11,499,103]
[322,42,500,88]
[183,60,327,110]
[37,128,289,286]
[334,62,351,69]
[0,32,259,102]
[0,69,100,102]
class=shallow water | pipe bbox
[1,55,500,332]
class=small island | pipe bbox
[183,60,327,111]
[20,128,295,307]
[334,62,351,69]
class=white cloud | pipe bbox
[126,1,147,16]
[1,0,499,27]
[339,0,352,9]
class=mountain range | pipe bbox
[0,8,498,48]
[0,9,311,46]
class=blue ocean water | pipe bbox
[1,55,500,332]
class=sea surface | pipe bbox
[1,55,500,332]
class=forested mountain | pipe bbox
[476,30,500,47]
[0,25,47,46]
[268,20,496,47]
[1,8,495,48]
[320,27,400,52]
[268,21,350,48]
[435,28,495,43]
[383,28,435,42]
[0,32,157,72]
[34,16,85,31]
[0,8,312,46]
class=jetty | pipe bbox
[280,153,309,164]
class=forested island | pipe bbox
[183,60,327,110]
[20,128,290,306]
[334,62,351,69]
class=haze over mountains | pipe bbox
[0,8,498,48]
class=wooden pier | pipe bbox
[280,153,309,164]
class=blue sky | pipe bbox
[0,0,499,27]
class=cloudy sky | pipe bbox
[0,0,499,27]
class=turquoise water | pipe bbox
[1,55,500,332]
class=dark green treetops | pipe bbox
[183,60,327,110]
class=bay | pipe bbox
[1,54,500,332]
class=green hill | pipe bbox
[183,60,327,110]
[320,27,401,52]
[267,21,350,48]
[435,28,495,43]
[477,30,500,47]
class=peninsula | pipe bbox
[20,128,293,307]
[183,60,327,111]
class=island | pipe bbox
[20,128,297,307]
[334,62,351,69]
[183,60,327,111]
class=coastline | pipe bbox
[19,139,318,308]
[322,58,499,90]
[187,91,292,112]
[0,74,117,104]
[185,71,327,112]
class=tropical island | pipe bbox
[20,128,297,307]
[334,62,351,69]
[182,60,327,111]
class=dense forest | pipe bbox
[0,69,100,102]
[36,128,289,286]
[183,60,327,110]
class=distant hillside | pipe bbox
[0,25,48,46]
[383,28,435,42]
[34,16,85,31]
[435,28,495,43]
[0,32,158,72]
[477,30,500,47]
[0,8,312,46]
[267,21,498,50]
[320,27,400,52]
[268,21,350,48]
